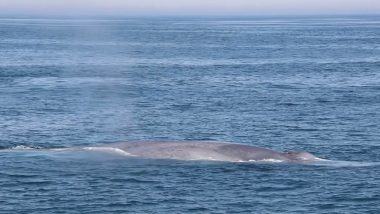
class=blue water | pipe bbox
[1,16,380,213]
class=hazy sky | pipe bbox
[0,0,379,16]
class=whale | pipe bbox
[93,141,322,163]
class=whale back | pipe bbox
[284,151,319,161]
[216,144,288,161]
[102,141,320,163]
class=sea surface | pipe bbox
[1,16,380,213]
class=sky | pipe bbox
[0,0,379,16]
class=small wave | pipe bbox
[8,145,42,150]
[49,148,71,151]
[307,159,380,167]
[235,158,379,167]
[82,147,134,156]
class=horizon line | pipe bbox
[1,13,380,19]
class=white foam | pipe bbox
[82,147,134,156]
[235,159,285,163]
[259,159,284,163]
[10,145,41,150]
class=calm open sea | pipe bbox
[1,16,380,213]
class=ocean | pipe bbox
[0,16,380,213]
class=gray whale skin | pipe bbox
[100,141,321,163]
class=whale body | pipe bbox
[96,141,321,163]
